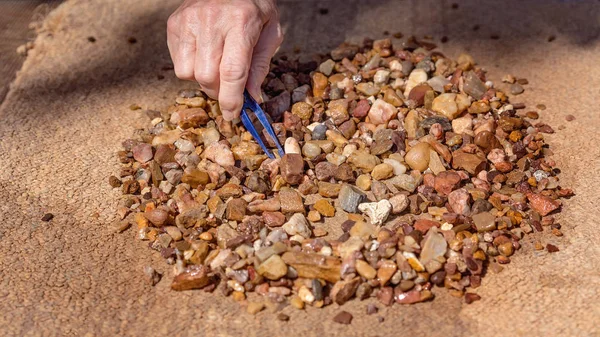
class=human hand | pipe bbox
[167,0,283,121]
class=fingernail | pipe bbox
[222,110,233,121]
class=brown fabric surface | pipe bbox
[1,0,599,336]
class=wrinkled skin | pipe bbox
[167,0,283,121]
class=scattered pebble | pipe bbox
[41,213,54,222]
[333,311,353,324]
[465,293,481,304]
[546,244,560,253]
[565,115,575,122]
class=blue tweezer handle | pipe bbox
[239,89,285,159]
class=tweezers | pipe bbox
[239,89,285,159]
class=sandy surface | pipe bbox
[0,0,599,336]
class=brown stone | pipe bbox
[279,188,305,214]
[181,169,210,189]
[318,182,342,197]
[281,252,341,283]
[452,150,487,174]
[330,277,361,305]
[280,154,305,185]
[171,265,212,291]
[226,198,247,221]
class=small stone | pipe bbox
[171,265,212,291]
[314,199,335,217]
[405,143,431,172]
[292,102,313,120]
[257,254,288,280]
[280,154,305,185]
[279,189,305,214]
[282,251,341,283]
[368,99,397,125]
[331,277,361,305]
[302,142,322,159]
[356,174,372,191]
[132,143,153,163]
[333,311,353,325]
[448,188,470,215]
[358,200,392,226]
[465,293,481,304]
[143,266,162,286]
[181,169,210,189]
[452,149,487,175]
[546,244,560,253]
[226,198,247,222]
[203,142,235,167]
[318,182,342,197]
[356,260,377,279]
[419,228,447,265]
[498,242,514,257]
[394,288,434,304]
[145,209,168,226]
[431,93,471,120]
[312,72,329,98]
[247,302,265,315]
[307,210,321,222]
[282,213,312,238]
[404,69,428,97]
[348,150,380,173]
[389,194,409,214]
[463,71,487,99]
[472,212,496,232]
[527,193,560,216]
[510,83,524,95]
[319,59,336,75]
[41,213,54,222]
[371,163,394,180]
[284,137,301,154]
[434,171,461,196]
[312,124,327,140]
[277,313,290,321]
[290,296,305,309]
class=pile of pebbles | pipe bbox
[111,37,572,320]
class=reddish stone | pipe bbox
[414,219,440,233]
[422,173,435,187]
[315,161,337,181]
[352,99,371,118]
[434,171,461,196]
[263,211,286,227]
[527,193,560,216]
[377,287,394,306]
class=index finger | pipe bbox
[218,28,260,121]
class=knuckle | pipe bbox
[166,15,178,33]
[220,62,248,82]
[232,5,259,22]
[194,70,216,86]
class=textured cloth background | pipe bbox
[0,0,599,336]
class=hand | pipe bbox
[167,0,283,121]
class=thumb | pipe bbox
[247,20,283,103]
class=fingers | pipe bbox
[194,31,224,100]
[246,19,283,103]
[167,14,196,80]
[218,26,261,121]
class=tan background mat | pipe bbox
[0,0,599,336]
